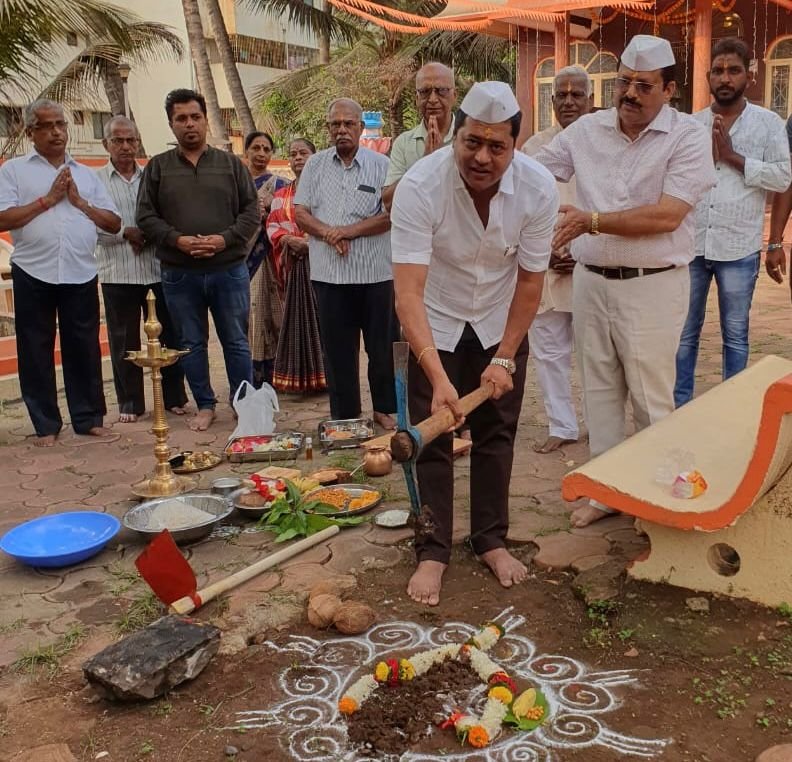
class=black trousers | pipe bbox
[12,263,106,437]
[102,282,187,415]
[312,280,398,419]
[408,324,530,564]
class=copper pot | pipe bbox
[363,446,392,477]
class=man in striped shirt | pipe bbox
[295,98,397,428]
[96,116,187,423]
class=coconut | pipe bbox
[307,594,342,629]
[333,601,376,635]
[309,576,357,602]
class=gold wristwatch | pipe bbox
[589,211,601,236]
[490,357,516,375]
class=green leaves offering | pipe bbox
[256,479,368,542]
[503,688,550,732]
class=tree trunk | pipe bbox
[102,66,147,156]
[180,0,228,147]
[204,0,256,136]
[319,3,331,65]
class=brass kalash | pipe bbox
[127,290,196,498]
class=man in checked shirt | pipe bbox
[536,35,717,528]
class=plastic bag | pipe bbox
[228,380,279,441]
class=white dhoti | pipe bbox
[529,308,578,440]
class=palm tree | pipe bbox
[0,0,139,95]
[181,0,229,146]
[204,0,256,136]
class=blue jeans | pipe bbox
[674,252,760,407]
[161,263,253,410]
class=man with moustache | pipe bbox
[391,82,558,605]
[536,35,716,527]
[382,62,456,209]
[96,116,187,424]
[295,98,397,429]
[0,99,121,446]
[674,38,790,406]
[522,65,593,454]
[137,88,259,432]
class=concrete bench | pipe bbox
[562,355,792,607]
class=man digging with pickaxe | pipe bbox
[391,82,559,605]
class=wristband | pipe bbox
[767,243,785,252]
[37,197,49,211]
[589,211,601,236]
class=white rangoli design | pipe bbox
[225,608,670,760]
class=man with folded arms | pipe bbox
[536,35,716,527]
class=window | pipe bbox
[534,44,619,131]
[766,37,792,120]
[0,106,23,138]
[91,111,112,140]
[205,34,319,70]
[66,32,78,46]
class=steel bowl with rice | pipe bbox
[123,494,233,544]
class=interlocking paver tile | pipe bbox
[533,532,611,571]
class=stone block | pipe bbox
[756,745,792,762]
[11,744,77,762]
[82,615,220,700]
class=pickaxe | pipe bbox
[390,341,494,536]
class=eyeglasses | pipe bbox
[108,137,139,145]
[32,120,68,132]
[327,120,360,131]
[614,77,660,96]
[416,87,452,99]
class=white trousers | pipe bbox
[529,309,578,440]
[573,264,690,459]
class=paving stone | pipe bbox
[508,510,568,542]
[280,542,332,567]
[280,563,338,594]
[364,522,414,545]
[604,527,645,544]
[533,533,610,571]
[572,558,626,604]
[755,745,792,762]
[10,743,78,762]
[571,554,613,573]
[569,513,636,537]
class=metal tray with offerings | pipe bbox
[318,418,374,451]
[225,432,304,463]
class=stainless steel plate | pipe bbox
[225,432,305,463]
[123,494,233,544]
[318,418,374,450]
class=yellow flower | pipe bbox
[374,662,390,682]
[338,696,358,715]
[468,725,490,748]
[399,659,416,681]
[488,685,513,705]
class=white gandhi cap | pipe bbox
[621,34,676,71]
[460,81,520,123]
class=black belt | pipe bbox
[584,264,675,280]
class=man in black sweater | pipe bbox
[137,89,259,431]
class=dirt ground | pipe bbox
[2,542,791,762]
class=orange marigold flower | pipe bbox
[468,725,490,748]
[338,697,358,715]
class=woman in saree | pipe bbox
[246,131,289,387]
[267,138,327,393]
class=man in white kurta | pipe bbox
[392,82,558,605]
[536,35,716,527]
[522,65,593,454]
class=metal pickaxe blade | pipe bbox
[393,341,424,522]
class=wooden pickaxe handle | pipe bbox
[390,383,494,462]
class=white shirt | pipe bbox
[95,162,161,285]
[693,103,791,261]
[536,106,717,268]
[391,146,559,352]
[522,124,576,313]
[0,150,118,284]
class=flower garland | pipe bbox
[337,622,548,748]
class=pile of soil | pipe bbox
[346,658,481,757]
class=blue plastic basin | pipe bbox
[0,511,121,567]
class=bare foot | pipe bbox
[118,413,138,423]
[533,435,577,454]
[189,409,216,431]
[168,406,187,416]
[479,547,527,588]
[570,503,615,528]
[407,560,447,606]
[373,411,397,430]
[34,434,57,447]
